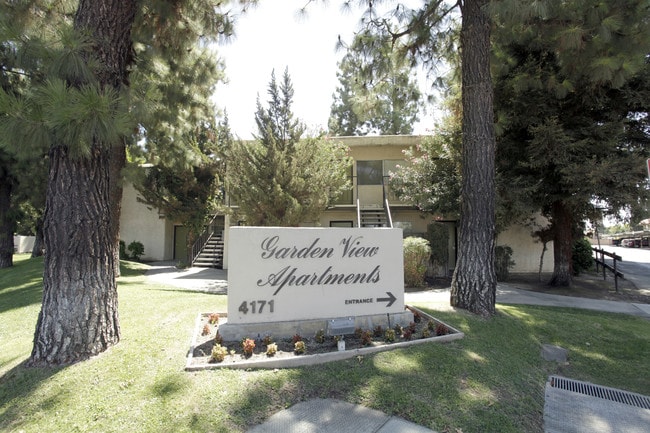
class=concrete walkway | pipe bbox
[246,398,436,433]
[144,263,650,319]
[405,284,650,319]
[145,264,650,433]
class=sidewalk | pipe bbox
[144,263,650,319]
[404,284,650,319]
[246,398,437,433]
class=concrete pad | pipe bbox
[632,303,650,316]
[246,398,438,433]
[496,284,650,318]
[377,418,438,433]
[544,381,650,433]
[541,344,568,363]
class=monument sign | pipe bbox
[228,227,404,324]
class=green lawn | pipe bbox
[1,254,648,432]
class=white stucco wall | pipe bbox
[497,216,554,273]
[13,235,35,254]
[119,183,174,261]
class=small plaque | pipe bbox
[327,317,356,336]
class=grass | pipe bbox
[1,254,649,432]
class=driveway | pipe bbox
[596,246,650,293]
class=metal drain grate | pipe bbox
[549,375,650,410]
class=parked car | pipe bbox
[622,239,636,247]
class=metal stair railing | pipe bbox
[189,214,220,266]
[384,198,393,228]
[356,198,361,228]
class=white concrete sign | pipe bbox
[228,227,404,324]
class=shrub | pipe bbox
[314,329,325,344]
[407,322,417,333]
[214,332,223,345]
[127,241,145,261]
[373,325,384,337]
[360,330,373,346]
[425,223,450,275]
[266,343,278,357]
[495,245,515,281]
[208,313,219,325]
[119,240,129,260]
[435,323,449,336]
[384,328,396,343]
[421,328,431,338]
[262,335,273,346]
[211,344,228,362]
[573,237,594,275]
[201,324,211,336]
[291,334,303,344]
[403,236,431,287]
[241,338,256,357]
[294,340,306,354]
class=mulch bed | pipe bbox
[186,306,463,370]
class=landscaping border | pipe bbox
[185,306,464,370]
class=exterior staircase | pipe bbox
[359,208,390,228]
[192,232,224,268]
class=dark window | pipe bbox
[357,160,383,185]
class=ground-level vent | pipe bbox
[549,375,650,410]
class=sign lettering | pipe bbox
[228,227,404,324]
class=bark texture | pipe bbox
[31,217,44,258]
[110,143,126,278]
[30,145,120,365]
[28,0,136,366]
[450,0,497,317]
[548,201,573,287]
[0,165,14,269]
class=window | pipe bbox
[332,164,353,205]
[330,221,353,228]
[357,160,383,185]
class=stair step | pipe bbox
[192,231,224,268]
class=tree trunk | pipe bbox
[28,0,136,367]
[110,143,126,278]
[29,144,119,365]
[548,201,574,286]
[450,0,497,317]
[0,166,14,269]
[31,216,45,258]
[537,241,547,282]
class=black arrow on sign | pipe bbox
[376,292,396,307]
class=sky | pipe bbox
[212,1,432,140]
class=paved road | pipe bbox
[595,246,650,291]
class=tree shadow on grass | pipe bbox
[214,306,645,432]
[0,361,67,432]
[215,306,567,433]
[0,256,44,314]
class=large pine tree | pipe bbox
[0,1,52,268]
[343,0,497,316]
[449,0,497,316]
[28,0,138,366]
[0,0,245,366]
